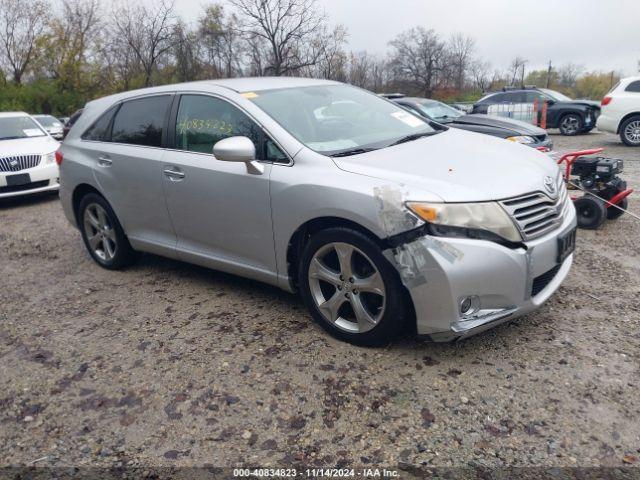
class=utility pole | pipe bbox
[520,60,528,87]
[546,61,552,88]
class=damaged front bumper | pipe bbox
[384,204,577,341]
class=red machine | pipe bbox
[556,148,634,229]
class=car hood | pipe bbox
[558,100,601,109]
[332,129,560,203]
[452,114,547,136]
[0,136,59,156]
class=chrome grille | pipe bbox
[0,154,42,172]
[500,176,569,240]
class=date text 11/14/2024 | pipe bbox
[233,468,400,478]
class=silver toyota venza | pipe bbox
[59,78,576,345]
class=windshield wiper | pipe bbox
[0,136,25,141]
[330,148,375,157]
[389,131,439,147]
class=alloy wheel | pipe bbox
[624,120,640,144]
[560,115,580,135]
[83,203,117,261]
[308,242,386,333]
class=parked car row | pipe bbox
[385,94,553,150]
[471,86,601,136]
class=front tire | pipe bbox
[299,227,409,346]
[620,115,640,146]
[78,193,138,269]
[559,113,584,136]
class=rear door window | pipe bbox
[111,95,172,147]
[485,93,505,103]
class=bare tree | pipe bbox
[198,4,244,78]
[173,20,201,82]
[113,0,176,87]
[508,56,528,86]
[469,59,491,92]
[309,24,348,81]
[42,0,101,90]
[389,27,447,97]
[557,62,583,89]
[0,0,48,84]
[448,33,475,90]
[348,51,372,88]
[230,0,326,76]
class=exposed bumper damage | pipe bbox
[374,184,577,342]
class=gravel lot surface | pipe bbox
[1,131,639,474]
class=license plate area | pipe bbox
[6,173,31,186]
[557,227,576,263]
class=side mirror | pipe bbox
[213,136,264,175]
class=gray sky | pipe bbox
[177,0,640,75]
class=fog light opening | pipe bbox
[459,295,481,318]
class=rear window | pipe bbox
[111,95,172,147]
[625,81,640,93]
[480,93,505,103]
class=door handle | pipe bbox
[163,167,185,180]
[97,156,112,167]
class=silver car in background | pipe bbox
[59,78,576,345]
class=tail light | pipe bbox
[601,96,612,106]
[55,149,63,166]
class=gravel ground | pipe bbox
[1,131,639,474]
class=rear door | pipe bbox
[161,92,283,284]
[86,94,177,253]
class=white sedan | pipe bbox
[597,76,640,146]
[0,112,60,198]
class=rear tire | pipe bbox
[559,113,584,136]
[78,193,138,269]
[298,227,409,346]
[620,115,640,146]
[574,196,607,229]
[607,197,628,220]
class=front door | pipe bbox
[161,93,277,284]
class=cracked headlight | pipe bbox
[43,152,56,164]
[406,201,522,243]
[506,135,536,145]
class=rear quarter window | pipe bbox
[625,81,640,93]
[82,106,118,142]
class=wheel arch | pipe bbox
[71,183,104,227]
[617,112,640,134]
[285,216,388,293]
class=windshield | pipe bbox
[0,116,47,140]
[34,115,62,128]
[540,89,573,102]
[417,101,464,121]
[248,84,436,155]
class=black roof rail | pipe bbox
[379,93,406,99]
